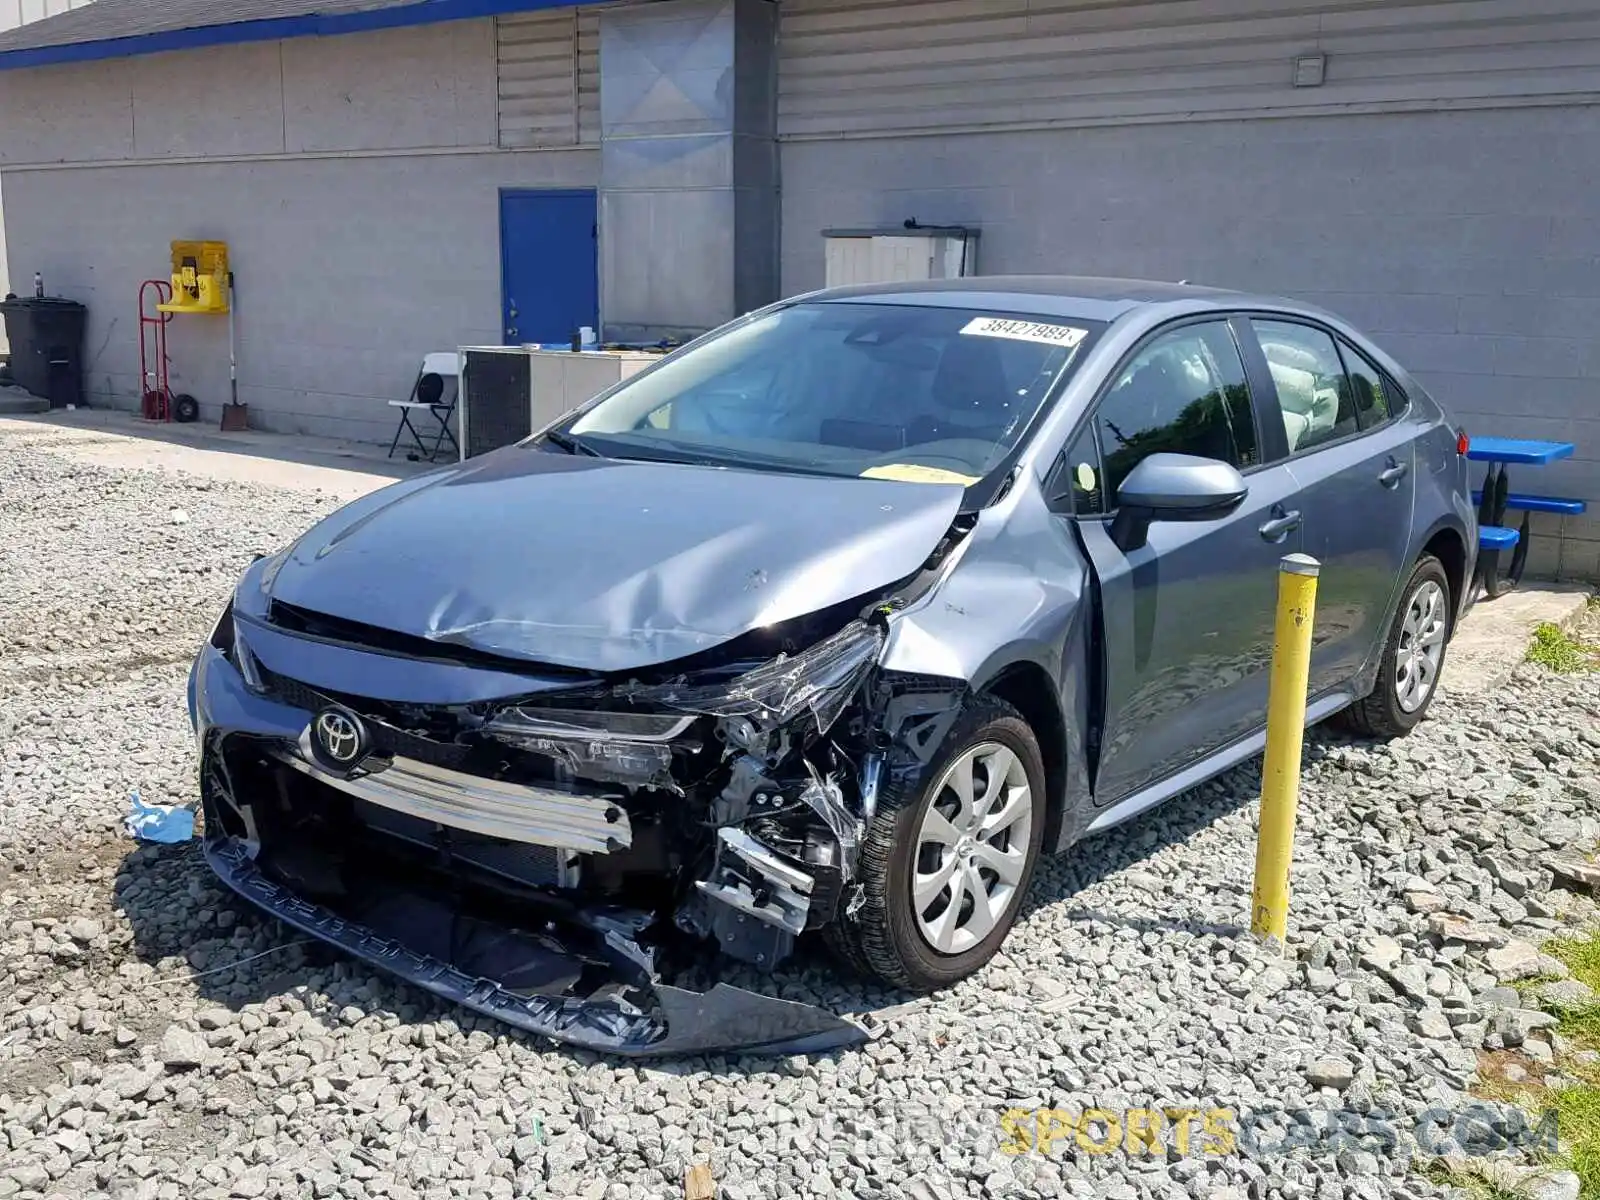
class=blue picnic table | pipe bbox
[1466,437,1575,467]
[1467,436,1582,597]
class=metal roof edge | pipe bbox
[0,0,576,72]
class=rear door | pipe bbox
[1058,318,1306,806]
[1243,319,1417,697]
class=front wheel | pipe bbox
[1341,554,1452,738]
[828,696,1046,991]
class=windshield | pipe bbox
[565,301,1103,485]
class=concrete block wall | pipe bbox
[0,20,500,164]
[0,0,94,338]
[4,148,597,445]
[780,105,1600,578]
[0,18,599,446]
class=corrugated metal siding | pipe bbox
[577,7,601,146]
[777,0,1600,139]
[0,0,419,50]
[0,0,92,37]
[497,7,602,150]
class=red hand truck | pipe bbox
[139,279,174,421]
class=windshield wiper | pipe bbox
[617,435,854,477]
[543,431,849,477]
[542,429,600,457]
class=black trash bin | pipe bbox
[0,296,86,407]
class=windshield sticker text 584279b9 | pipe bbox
[960,317,1089,348]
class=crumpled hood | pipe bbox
[265,448,964,672]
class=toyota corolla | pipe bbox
[189,278,1476,1055]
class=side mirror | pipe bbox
[1109,453,1248,551]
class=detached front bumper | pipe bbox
[188,645,867,1057]
[202,838,861,1056]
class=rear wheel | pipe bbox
[1341,554,1451,738]
[828,695,1046,991]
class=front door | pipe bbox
[1062,318,1302,805]
[1246,319,1417,698]
[499,189,599,345]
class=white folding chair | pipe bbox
[387,352,460,461]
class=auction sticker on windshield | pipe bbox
[961,317,1088,348]
[861,464,979,486]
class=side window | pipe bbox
[1058,423,1105,516]
[1093,321,1258,502]
[1338,339,1394,430]
[1253,320,1359,453]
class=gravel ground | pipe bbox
[2,422,1599,1200]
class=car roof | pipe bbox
[807,275,1315,324]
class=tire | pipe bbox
[827,695,1047,991]
[1340,554,1452,739]
[173,394,201,423]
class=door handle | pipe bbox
[1258,508,1302,543]
[506,327,518,340]
[1378,459,1408,488]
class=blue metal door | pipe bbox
[499,189,598,345]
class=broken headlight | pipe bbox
[208,599,235,653]
[481,708,695,792]
[487,621,885,784]
[209,600,266,694]
[623,620,885,764]
[231,624,266,694]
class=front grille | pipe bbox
[256,665,473,770]
[368,723,472,770]
[260,667,323,713]
[250,666,686,792]
[203,739,583,910]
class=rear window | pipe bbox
[1338,339,1399,430]
[1253,320,1360,454]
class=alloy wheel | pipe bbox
[910,741,1033,955]
[1395,579,1447,713]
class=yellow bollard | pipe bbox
[1250,552,1321,944]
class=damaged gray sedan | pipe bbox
[189,278,1476,1055]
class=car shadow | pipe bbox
[1014,721,1367,939]
[1017,758,1265,929]
[111,729,1344,1067]
[112,840,351,1038]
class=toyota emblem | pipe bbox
[312,706,366,769]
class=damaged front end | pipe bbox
[479,618,883,970]
[191,601,907,1056]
